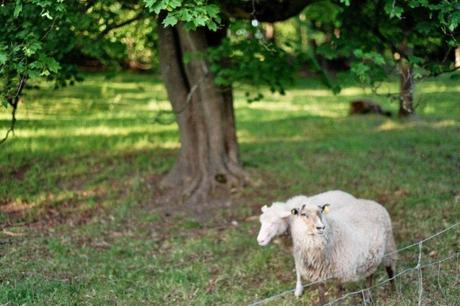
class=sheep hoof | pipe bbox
[294,287,303,297]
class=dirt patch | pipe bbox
[0,189,108,231]
[0,202,31,214]
[149,169,280,226]
[0,163,31,182]
[26,202,106,231]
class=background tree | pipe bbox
[145,0,314,204]
[0,0,153,142]
[305,0,459,116]
[1,0,458,205]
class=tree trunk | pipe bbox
[455,46,460,69]
[398,38,415,117]
[399,60,414,117]
[264,23,276,43]
[295,14,307,52]
[157,21,248,204]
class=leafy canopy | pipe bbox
[312,0,459,86]
[1,0,458,110]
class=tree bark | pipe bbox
[455,46,460,69]
[157,21,248,204]
[398,38,415,117]
[264,23,276,43]
[399,60,414,117]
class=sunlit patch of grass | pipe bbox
[1,71,459,305]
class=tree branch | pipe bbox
[97,12,146,38]
[1,75,27,145]
[84,0,97,12]
[220,0,313,22]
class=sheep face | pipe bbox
[257,205,290,246]
[291,204,329,236]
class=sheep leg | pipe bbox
[386,266,396,291]
[294,260,303,297]
[333,284,345,306]
[317,283,326,305]
[362,274,374,305]
[336,283,345,298]
[366,274,374,287]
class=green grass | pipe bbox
[1,72,459,305]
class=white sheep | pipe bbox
[289,199,397,300]
[256,190,357,246]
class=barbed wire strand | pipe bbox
[248,277,332,306]
[325,252,459,306]
[456,253,460,284]
[384,222,459,257]
[436,258,448,303]
[248,222,459,306]
[416,242,423,306]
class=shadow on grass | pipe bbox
[1,112,458,228]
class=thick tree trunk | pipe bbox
[157,21,248,204]
[399,60,414,117]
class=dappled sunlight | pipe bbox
[430,119,459,127]
[2,72,459,161]
[0,187,106,216]
[288,86,376,97]
[240,100,348,118]
[112,136,179,150]
[12,124,175,138]
[0,202,30,214]
[239,134,313,144]
[377,119,459,132]
[416,82,460,94]
[3,135,180,155]
[376,120,405,131]
[421,103,460,116]
[1,73,459,306]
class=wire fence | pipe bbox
[249,222,460,306]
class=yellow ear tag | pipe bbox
[323,205,330,214]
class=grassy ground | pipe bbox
[0,72,459,305]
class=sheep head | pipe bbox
[257,202,290,246]
[291,204,330,236]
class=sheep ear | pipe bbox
[276,209,291,218]
[261,205,268,213]
[320,204,330,214]
[291,208,299,215]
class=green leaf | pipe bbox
[353,49,363,57]
[194,16,207,27]
[162,14,178,27]
[24,41,42,57]
[448,11,460,32]
[384,1,404,19]
[1,97,8,108]
[41,10,53,20]
[0,52,6,66]
[408,55,423,65]
[14,0,23,18]
[144,0,155,7]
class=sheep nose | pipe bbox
[257,238,268,246]
[316,226,325,230]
